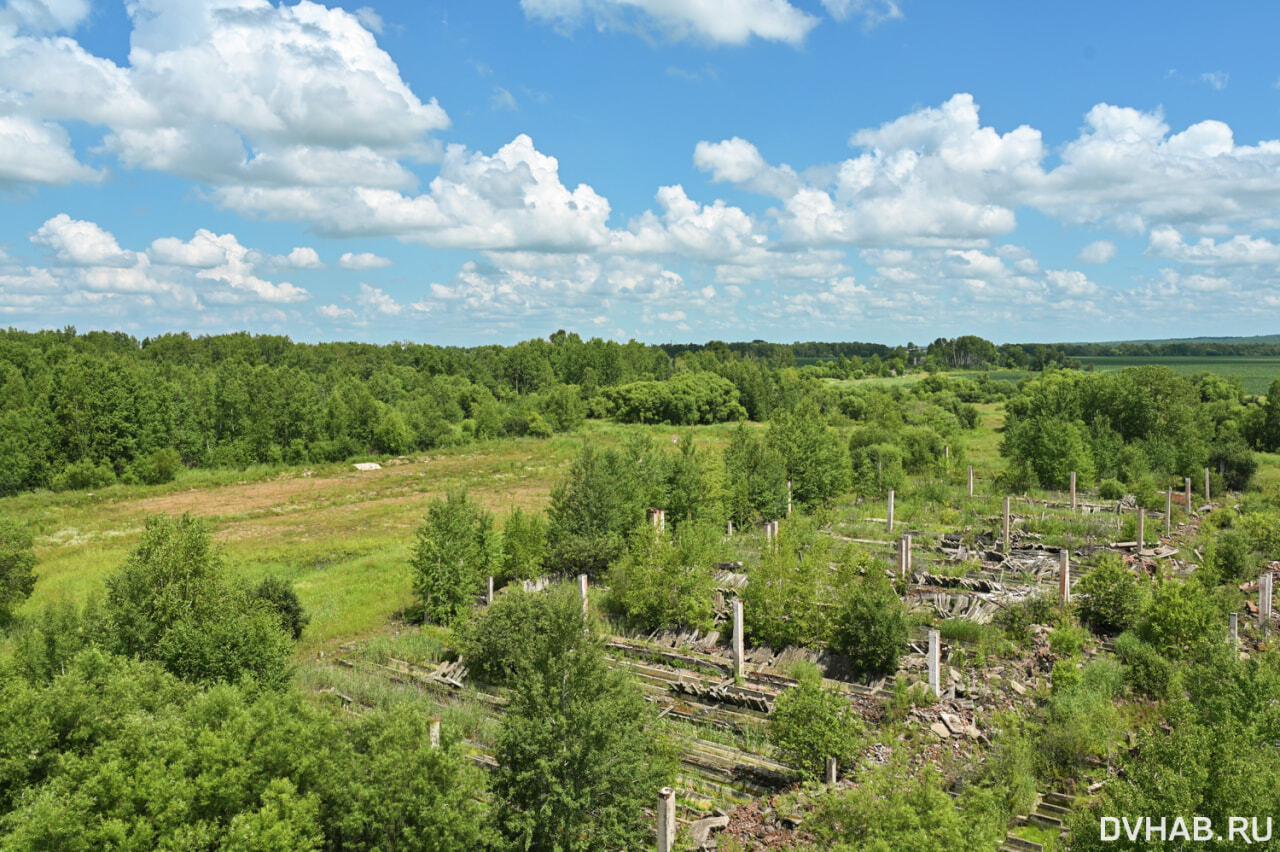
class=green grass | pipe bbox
[1076,355,1280,395]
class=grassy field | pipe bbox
[4,422,745,650]
[1076,355,1280,394]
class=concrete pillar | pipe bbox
[657,787,676,852]
[1185,477,1192,514]
[927,629,941,698]
[887,489,895,532]
[1137,508,1145,551]
[944,444,950,461]
[1069,470,1076,510]
[731,598,744,681]
[897,536,907,580]
[764,520,774,547]
[1205,467,1211,501]
[429,717,441,749]
[1259,573,1271,629]
[1002,496,1011,553]
[727,520,733,536]
[825,757,838,785]
[786,480,792,518]
[487,576,494,605]
[1230,612,1239,646]
[1059,549,1071,604]
[904,533,912,578]
[1165,490,1172,536]
[968,465,974,497]
[578,574,588,619]
[648,508,665,532]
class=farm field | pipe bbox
[1076,355,1280,394]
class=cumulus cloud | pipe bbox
[282,247,323,269]
[1,0,90,32]
[1077,240,1117,264]
[693,137,799,197]
[520,0,819,46]
[31,214,135,266]
[0,0,448,190]
[1147,227,1280,266]
[338,251,393,269]
[0,117,101,185]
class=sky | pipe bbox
[2,1,1280,346]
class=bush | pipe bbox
[51,458,116,491]
[768,668,863,781]
[994,594,1056,642]
[1138,579,1220,660]
[831,572,909,680]
[133,448,183,485]
[499,507,546,582]
[252,576,310,640]
[1051,658,1081,693]
[1074,553,1146,634]
[0,519,38,626]
[459,586,565,686]
[1098,479,1125,500]
[1048,624,1088,657]
[605,522,720,632]
[1114,631,1172,699]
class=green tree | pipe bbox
[769,667,863,781]
[499,507,546,583]
[0,519,37,627]
[252,576,310,640]
[831,570,909,680]
[492,585,675,851]
[410,492,500,625]
[723,423,788,527]
[545,442,654,576]
[606,521,721,632]
[768,400,851,508]
[1074,553,1147,635]
[1139,580,1221,660]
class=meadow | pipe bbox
[1075,354,1280,394]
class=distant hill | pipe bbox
[1078,333,1280,346]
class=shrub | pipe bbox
[994,594,1056,642]
[1114,631,1173,699]
[410,492,500,625]
[1074,553,1146,634]
[459,586,566,686]
[133,448,183,485]
[768,668,863,781]
[51,458,116,491]
[1051,658,1081,693]
[1098,479,1125,500]
[1048,624,1088,657]
[1138,579,1220,660]
[831,572,909,680]
[252,576,310,640]
[0,519,37,627]
[499,507,546,582]
[605,522,720,632]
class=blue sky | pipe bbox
[2,0,1280,345]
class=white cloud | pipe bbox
[148,230,229,268]
[318,303,356,319]
[357,282,402,315]
[0,0,448,190]
[520,0,819,46]
[31,214,135,266]
[354,6,384,33]
[1077,240,1117,264]
[1147,226,1280,266]
[655,310,686,322]
[1,0,90,32]
[338,251,393,269]
[821,0,902,27]
[283,247,323,269]
[491,86,518,111]
[1046,269,1099,296]
[1200,71,1229,91]
[0,117,101,185]
[191,232,309,303]
[693,137,799,197]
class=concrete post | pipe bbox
[825,757,838,785]
[897,536,907,580]
[944,444,950,462]
[1165,489,1172,536]
[648,508,665,532]
[727,520,733,536]
[1137,508,1145,551]
[487,576,494,605]
[1259,573,1271,630]
[786,480,792,518]
[1002,496,1011,553]
[1070,470,1076,510]
[927,629,941,698]
[657,787,676,852]
[887,489,895,532]
[731,598,744,681]
[1230,612,1239,645]
[429,717,441,749]
[578,574,588,619]
[764,520,774,547]
[905,533,912,578]
[1059,549,1070,604]
[1185,477,1192,515]
[1205,467,1211,501]
[968,465,974,497]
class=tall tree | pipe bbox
[410,492,500,625]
